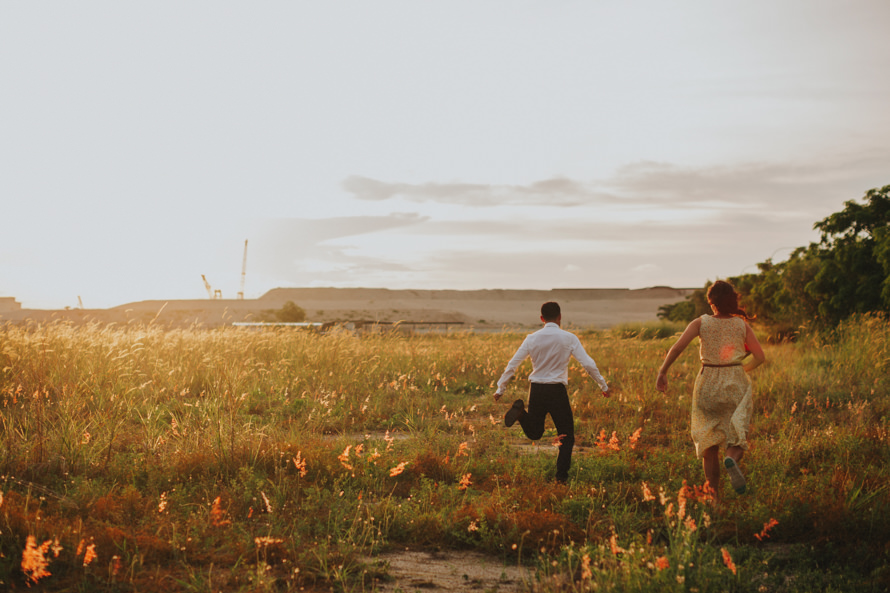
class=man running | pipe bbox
[494,301,611,483]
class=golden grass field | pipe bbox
[0,315,888,591]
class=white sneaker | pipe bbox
[724,457,747,494]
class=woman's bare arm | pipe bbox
[656,317,702,392]
[743,323,766,373]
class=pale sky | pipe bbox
[2,1,889,309]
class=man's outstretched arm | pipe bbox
[493,340,530,401]
[571,338,610,397]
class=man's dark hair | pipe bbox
[541,301,561,321]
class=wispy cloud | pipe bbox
[344,149,888,217]
[254,151,887,291]
[249,213,427,283]
[605,152,890,212]
[259,213,427,246]
[341,175,608,207]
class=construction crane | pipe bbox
[201,275,222,299]
[237,240,248,300]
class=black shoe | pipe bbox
[504,399,525,427]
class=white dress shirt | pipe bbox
[495,322,608,394]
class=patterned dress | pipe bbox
[690,315,753,458]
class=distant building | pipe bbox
[0,297,22,312]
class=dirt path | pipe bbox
[367,549,532,592]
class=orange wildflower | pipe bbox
[389,462,408,477]
[83,543,97,567]
[628,427,642,449]
[655,556,669,571]
[458,473,473,490]
[21,535,52,584]
[754,518,779,541]
[338,445,354,471]
[641,481,656,502]
[456,442,469,457]
[678,480,689,519]
[210,496,232,527]
[608,431,621,451]
[721,548,737,575]
[552,434,565,448]
[609,532,625,555]
[293,451,308,478]
[595,429,609,449]
[581,553,592,580]
[694,481,716,503]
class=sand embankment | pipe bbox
[1,286,694,330]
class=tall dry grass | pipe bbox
[0,316,887,591]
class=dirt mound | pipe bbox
[1,286,694,329]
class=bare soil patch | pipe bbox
[367,549,532,592]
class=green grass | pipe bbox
[0,316,888,591]
[609,320,686,340]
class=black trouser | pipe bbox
[518,382,575,481]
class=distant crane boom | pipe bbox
[201,275,213,299]
[201,275,221,299]
[237,239,248,300]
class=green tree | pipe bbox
[655,184,890,336]
[275,301,307,323]
[808,185,890,324]
[656,289,710,323]
[733,248,821,335]
[656,299,696,322]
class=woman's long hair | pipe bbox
[707,280,751,319]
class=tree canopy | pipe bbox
[276,301,307,323]
[658,184,890,337]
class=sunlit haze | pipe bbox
[2,2,889,309]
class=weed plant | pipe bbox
[0,315,887,591]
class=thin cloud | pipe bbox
[259,213,427,246]
[341,175,605,207]
[409,210,809,247]
[343,148,888,217]
[257,151,886,291]
[249,213,427,282]
[607,151,890,211]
